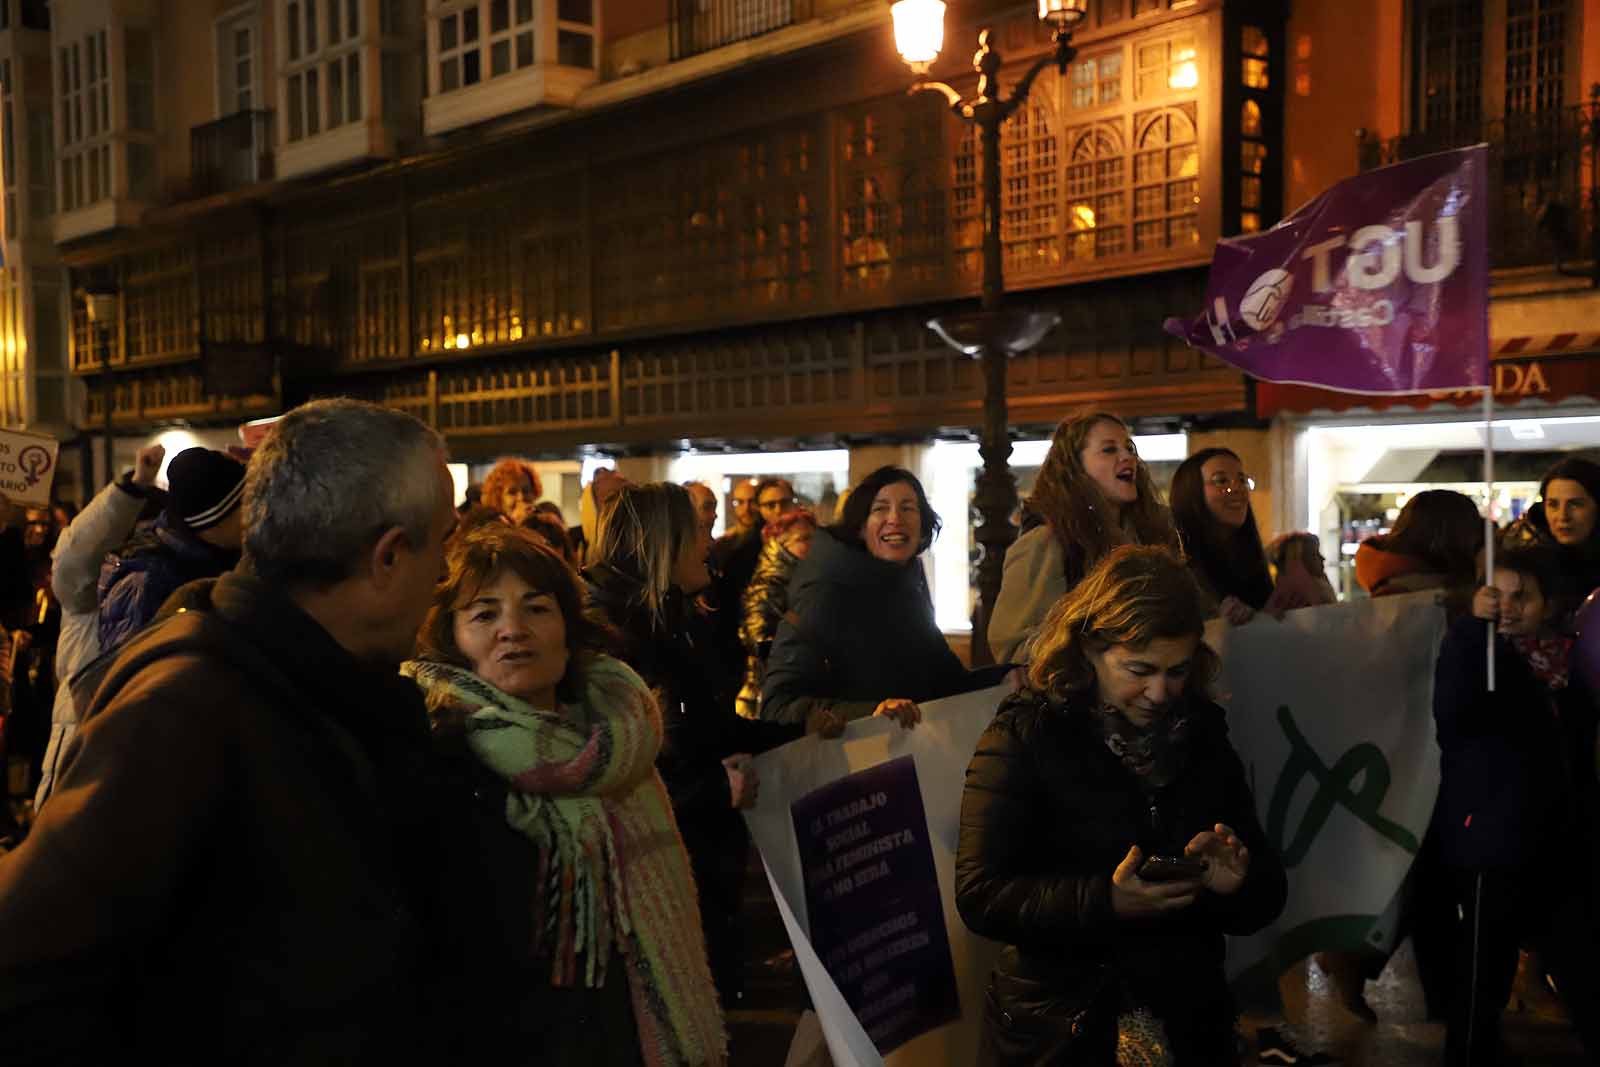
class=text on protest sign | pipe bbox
[0,428,59,508]
[791,756,960,1056]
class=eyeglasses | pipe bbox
[1207,474,1256,493]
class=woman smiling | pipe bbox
[989,412,1179,663]
[405,524,724,1067]
[760,465,1010,730]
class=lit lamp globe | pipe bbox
[1037,0,1089,28]
[891,0,945,73]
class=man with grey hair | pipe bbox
[0,398,470,1064]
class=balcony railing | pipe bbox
[191,110,275,198]
[1358,97,1599,271]
[669,0,796,60]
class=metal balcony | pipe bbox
[668,0,796,60]
[1358,97,1599,271]
[191,110,275,198]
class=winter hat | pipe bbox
[165,447,246,531]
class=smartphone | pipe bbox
[1138,855,1207,882]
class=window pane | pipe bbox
[516,0,533,21]
[557,30,592,67]
[306,0,318,53]
[1241,99,1261,136]
[1242,25,1269,57]
[348,0,359,35]
[463,7,479,42]
[288,74,304,139]
[515,30,533,66]
[491,39,509,76]
[328,56,344,125]
[306,67,320,134]
[491,0,509,33]
[558,0,593,25]
[462,48,480,84]
[441,13,457,50]
[347,53,361,119]
[440,56,459,91]
[289,2,301,59]
[1243,58,1269,89]
[328,0,340,43]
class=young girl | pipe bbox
[1435,546,1598,1066]
[1169,448,1273,626]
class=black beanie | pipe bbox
[165,447,246,532]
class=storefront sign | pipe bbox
[1257,352,1600,415]
[0,428,59,507]
[1166,146,1489,395]
[790,756,960,1056]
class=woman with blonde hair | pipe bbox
[957,546,1286,1064]
[405,523,725,1065]
[989,411,1179,662]
[584,482,801,1004]
[481,457,544,526]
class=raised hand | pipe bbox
[134,443,165,486]
[1184,823,1251,896]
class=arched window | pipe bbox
[1064,120,1126,259]
[1132,104,1198,251]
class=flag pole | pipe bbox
[1484,381,1496,693]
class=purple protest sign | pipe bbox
[1165,145,1489,394]
[790,755,960,1055]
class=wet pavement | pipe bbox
[727,854,1591,1065]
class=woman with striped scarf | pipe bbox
[406,522,724,1066]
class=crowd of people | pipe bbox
[0,398,1594,1066]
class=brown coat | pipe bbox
[0,573,487,1066]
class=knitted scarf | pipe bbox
[402,655,726,1067]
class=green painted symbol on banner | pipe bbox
[1266,704,1420,868]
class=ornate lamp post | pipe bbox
[889,0,1087,663]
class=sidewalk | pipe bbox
[729,852,1590,1066]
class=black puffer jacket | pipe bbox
[583,562,799,830]
[956,689,1287,1065]
[760,529,1010,724]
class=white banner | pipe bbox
[745,593,1448,1067]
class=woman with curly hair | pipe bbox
[406,523,725,1066]
[989,412,1179,663]
[957,545,1286,1065]
[481,457,544,526]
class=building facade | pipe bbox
[0,0,1593,617]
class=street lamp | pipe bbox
[890,0,1087,664]
[79,284,119,488]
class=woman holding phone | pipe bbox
[956,546,1286,1065]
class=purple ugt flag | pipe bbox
[1164,145,1489,395]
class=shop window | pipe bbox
[1136,35,1197,98]
[1070,51,1122,110]
[284,0,362,143]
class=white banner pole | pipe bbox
[1484,384,1496,692]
